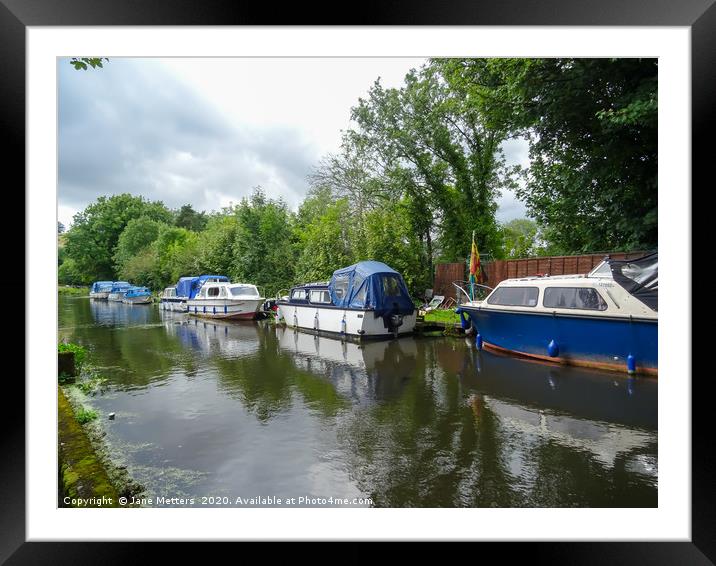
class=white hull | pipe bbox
[161,299,188,312]
[89,291,110,300]
[276,303,417,338]
[108,292,125,301]
[122,295,153,304]
[186,298,263,320]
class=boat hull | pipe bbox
[186,298,263,320]
[122,295,153,304]
[461,306,657,375]
[107,292,126,302]
[89,291,110,300]
[276,303,417,339]
[161,298,188,312]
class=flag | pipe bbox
[469,232,481,285]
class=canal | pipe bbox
[59,296,657,507]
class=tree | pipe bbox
[69,57,109,71]
[57,222,65,234]
[442,58,657,251]
[174,204,208,232]
[113,216,165,275]
[64,194,173,281]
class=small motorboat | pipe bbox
[456,252,658,375]
[186,281,265,320]
[277,260,417,339]
[122,286,153,305]
[89,281,113,300]
[107,281,132,302]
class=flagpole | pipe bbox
[470,230,475,302]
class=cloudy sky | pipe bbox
[58,58,528,228]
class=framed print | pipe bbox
[6,0,708,561]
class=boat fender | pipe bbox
[457,310,471,331]
[475,333,483,351]
[626,354,636,374]
[340,316,347,334]
[314,311,319,330]
[547,339,559,357]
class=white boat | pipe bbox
[276,261,417,339]
[89,281,113,300]
[186,281,265,320]
[160,286,184,312]
[107,281,132,302]
[162,275,230,312]
[122,286,153,304]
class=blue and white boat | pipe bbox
[161,275,229,312]
[122,286,153,305]
[89,281,113,300]
[457,253,658,375]
[277,261,417,339]
[107,281,132,302]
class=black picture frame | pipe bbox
[6,0,706,561]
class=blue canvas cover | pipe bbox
[328,261,414,316]
[109,281,132,293]
[91,281,113,293]
[125,286,151,298]
[175,275,229,299]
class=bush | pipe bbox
[58,342,87,371]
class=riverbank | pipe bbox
[58,286,89,296]
[58,384,144,507]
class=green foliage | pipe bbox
[174,204,208,232]
[58,342,87,371]
[58,286,88,296]
[64,194,173,281]
[230,188,297,296]
[113,216,164,275]
[75,406,98,424]
[70,57,108,71]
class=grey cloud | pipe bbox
[59,59,319,221]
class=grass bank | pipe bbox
[58,286,89,296]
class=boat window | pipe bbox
[207,287,220,298]
[291,289,307,301]
[543,287,608,311]
[309,290,332,304]
[333,274,350,300]
[589,261,613,278]
[219,287,227,298]
[230,286,259,297]
[382,275,402,297]
[487,286,539,307]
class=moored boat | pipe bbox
[277,261,417,339]
[107,281,132,302]
[186,281,265,320]
[457,253,658,375]
[161,275,229,312]
[122,286,153,304]
[89,281,113,300]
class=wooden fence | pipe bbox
[433,251,648,299]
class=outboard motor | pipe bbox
[383,302,404,337]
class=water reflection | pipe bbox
[59,297,657,507]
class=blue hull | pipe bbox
[460,307,657,374]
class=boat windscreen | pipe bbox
[608,252,658,311]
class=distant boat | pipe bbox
[122,286,153,305]
[186,281,265,320]
[89,281,113,300]
[277,260,417,339]
[457,253,658,375]
[107,281,132,302]
[161,275,229,313]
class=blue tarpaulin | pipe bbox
[91,281,113,292]
[175,275,229,299]
[109,281,131,293]
[124,287,151,298]
[328,261,414,316]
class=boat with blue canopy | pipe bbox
[456,252,658,375]
[161,275,229,312]
[122,286,153,305]
[107,281,132,302]
[89,281,113,300]
[277,260,417,339]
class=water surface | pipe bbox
[59,296,657,507]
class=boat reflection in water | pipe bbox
[89,297,158,327]
[275,327,418,404]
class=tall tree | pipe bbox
[64,194,173,281]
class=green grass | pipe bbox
[58,286,89,296]
[75,406,98,424]
[58,342,87,371]
[422,309,461,325]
